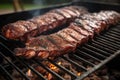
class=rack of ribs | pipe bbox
[2,6,88,41]
[14,10,120,59]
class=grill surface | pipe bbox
[0,1,120,80]
[0,24,120,80]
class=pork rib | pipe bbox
[14,11,120,59]
[2,6,88,41]
[15,24,88,59]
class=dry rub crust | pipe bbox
[2,6,88,41]
[14,11,120,59]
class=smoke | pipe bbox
[31,10,40,17]
[28,0,46,17]
[33,0,45,5]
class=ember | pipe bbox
[0,56,120,80]
[49,64,57,70]
[57,62,62,65]
[77,72,81,76]
[47,73,53,80]
[26,69,33,77]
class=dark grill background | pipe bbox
[0,1,120,80]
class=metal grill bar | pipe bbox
[34,59,65,80]
[0,35,7,41]
[0,43,46,80]
[62,56,87,71]
[94,39,119,49]
[97,38,120,49]
[111,28,120,32]
[75,50,120,80]
[48,59,77,78]
[76,49,101,62]
[91,40,117,52]
[0,52,30,80]
[84,44,111,56]
[104,34,120,41]
[72,54,95,66]
[105,32,120,38]
[0,65,13,80]
[108,30,120,35]
[81,47,107,59]
[19,59,46,80]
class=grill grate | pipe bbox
[0,24,120,80]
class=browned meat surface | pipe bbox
[80,13,108,30]
[2,6,87,41]
[69,23,94,39]
[16,36,61,59]
[79,19,103,34]
[15,24,87,59]
[14,10,120,59]
[64,7,81,17]
[93,11,120,25]
[61,8,78,18]
[57,30,78,46]
[61,27,87,44]
[75,19,94,35]
[74,10,120,35]
[48,34,75,53]
[2,21,37,40]
[50,9,72,22]
[69,6,88,15]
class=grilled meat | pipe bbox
[15,24,87,59]
[69,22,94,39]
[2,6,88,41]
[75,19,95,35]
[77,18,105,34]
[16,36,60,59]
[75,11,120,34]
[93,11,120,25]
[14,10,120,59]
[2,21,37,40]
[61,27,87,44]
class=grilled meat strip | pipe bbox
[69,22,93,39]
[93,11,120,25]
[76,11,120,34]
[75,18,105,35]
[15,24,88,59]
[2,6,88,41]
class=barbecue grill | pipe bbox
[0,1,120,80]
